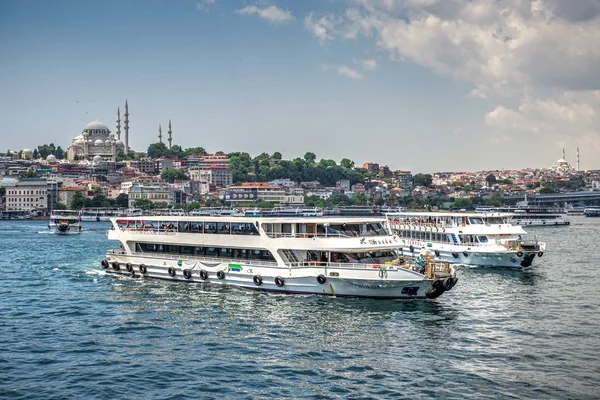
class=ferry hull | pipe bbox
[101,255,457,299]
[398,246,541,268]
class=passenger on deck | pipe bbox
[415,255,426,274]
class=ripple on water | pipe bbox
[1,219,600,399]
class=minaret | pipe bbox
[562,148,565,160]
[577,147,580,171]
[116,107,121,141]
[168,119,172,149]
[158,124,163,143]
[124,100,129,153]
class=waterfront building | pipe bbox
[189,165,233,188]
[128,184,170,207]
[4,178,48,214]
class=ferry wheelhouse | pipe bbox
[48,210,82,235]
[102,216,457,299]
[386,212,546,268]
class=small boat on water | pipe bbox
[386,211,546,268]
[102,215,457,299]
[584,207,600,217]
[48,210,82,235]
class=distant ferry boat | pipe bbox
[80,207,142,221]
[386,211,546,268]
[102,215,457,299]
[49,210,82,235]
[476,206,570,226]
[584,207,600,217]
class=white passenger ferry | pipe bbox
[102,216,457,299]
[81,207,143,221]
[48,210,82,235]
[476,206,569,226]
[386,212,546,268]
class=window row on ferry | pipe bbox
[396,230,451,243]
[135,243,275,260]
[119,221,260,235]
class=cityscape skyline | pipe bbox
[1,0,599,172]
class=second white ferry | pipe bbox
[386,212,546,268]
[102,215,457,299]
[48,210,82,235]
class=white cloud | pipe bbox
[485,90,600,150]
[361,59,378,70]
[338,0,600,94]
[304,13,340,42]
[236,5,294,24]
[338,65,362,80]
[196,0,216,12]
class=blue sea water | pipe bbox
[1,218,600,399]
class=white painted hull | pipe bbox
[397,244,541,268]
[101,255,456,299]
[49,225,82,235]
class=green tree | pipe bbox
[187,202,202,210]
[32,149,39,159]
[54,202,68,210]
[412,173,432,188]
[161,168,189,183]
[21,170,38,179]
[115,193,129,208]
[272,151,282,160]
[486,173,497,187]
[134,199,155,209]
[303,152,316,164]
[184,147,207,156]
[340,158,355,169]
[70,191,88,209]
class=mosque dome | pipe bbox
[93,155,103,164]
[84,120,110,132]
[46,154,57,163]
[94,139,104,146]
[22,149,32,154]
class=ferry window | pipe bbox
[169,245,180,254]
[204,222,217,234]
[181,246,193,255]
[221,248,233,258]
[196,247,206,256]
[247,223,259,235]
[217,222,230,234]
[178,221,190,232]
[468,217,484,225]
[206,247,219,257]
[282,223,292,234]
[477,236,489,243]
[231,222,243,234]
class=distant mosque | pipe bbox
[551,147,579,173]
[66,100,132,161]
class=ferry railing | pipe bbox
[265,232,388,239]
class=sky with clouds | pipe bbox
[1,0,599,172]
